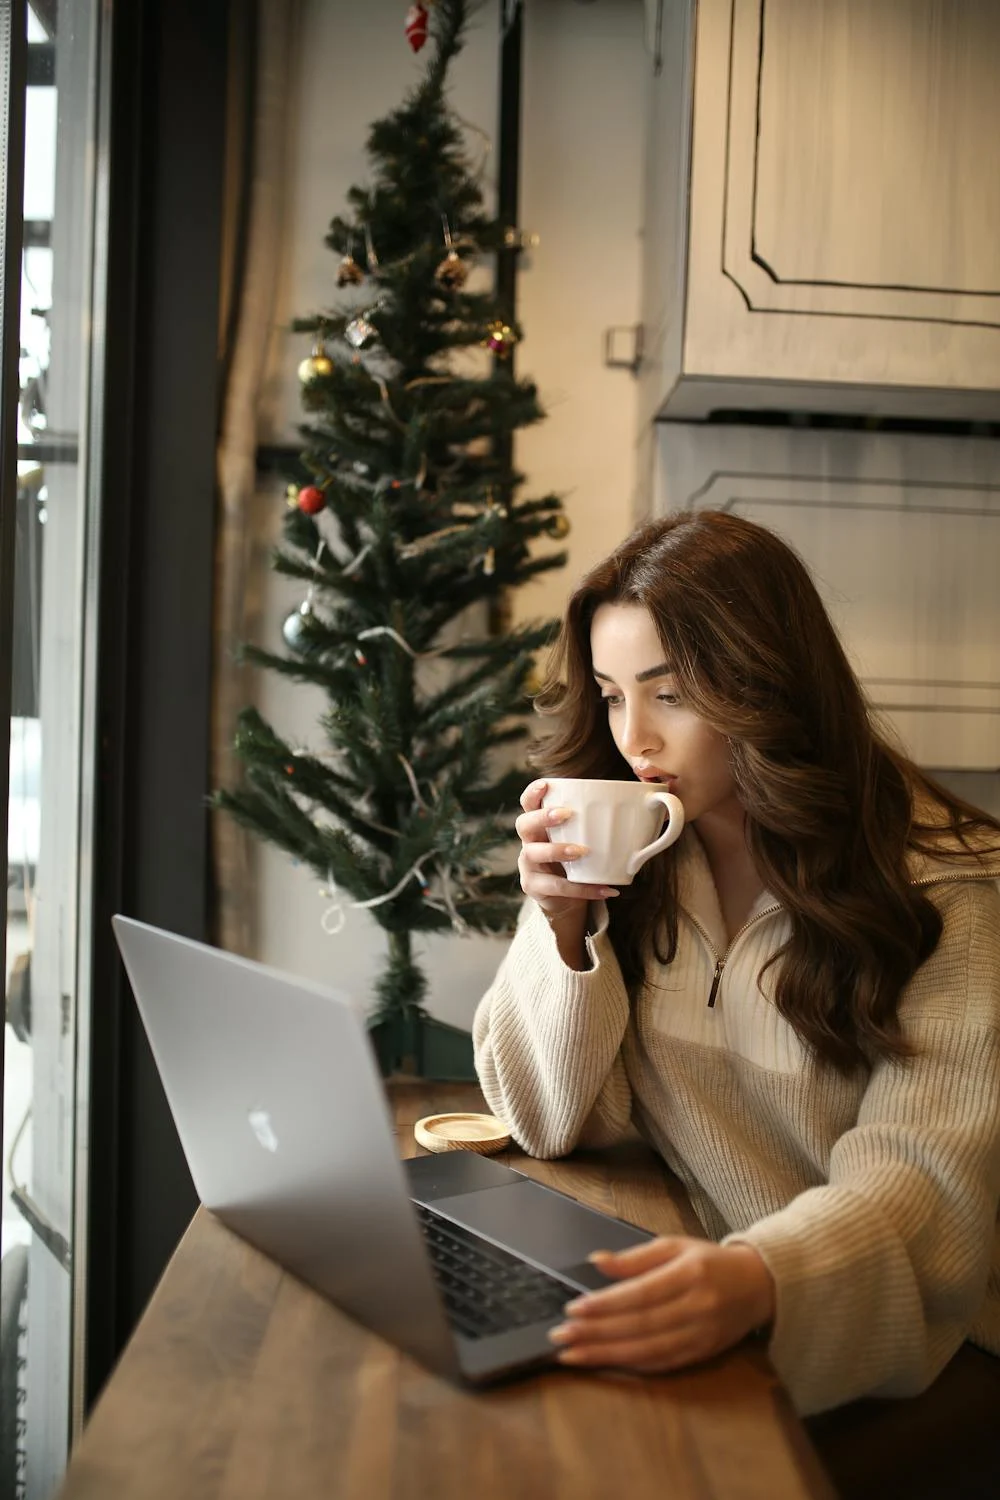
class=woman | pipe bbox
[473,510,1000,1433]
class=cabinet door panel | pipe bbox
[735,0,1000,321]
[653,425,1000,769]
[671,0,1000,415]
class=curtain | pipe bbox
[213,0,301,956]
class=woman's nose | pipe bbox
[620,706,662,760]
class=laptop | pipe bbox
[112,915,654,1385]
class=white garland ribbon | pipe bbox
[356,625,446,660]
[397,752,429,808]
[341,542,371,577]
[319,855,469,937]
[319,857,432,933]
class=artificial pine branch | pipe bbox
[219,0,570,1067]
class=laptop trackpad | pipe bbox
[432,1181,652,1276]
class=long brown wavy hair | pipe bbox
[533,510,1000,1074]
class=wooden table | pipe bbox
[58,1082,835,1500]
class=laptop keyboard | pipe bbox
[415,1203,573,1341]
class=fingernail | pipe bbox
[557,1348,584,1364]
[548,808,573,824]
[563,1297,586,1315]
[587,1250,613,1263]
[600,888,620,898]
[547,1325,573,1344]
[563,844,589,860]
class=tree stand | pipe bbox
[367,930,478,1081]
[368,1011,477,1082]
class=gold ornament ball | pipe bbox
[298,353,334,384]
[546,512,571,539]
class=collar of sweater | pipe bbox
[674,831,774,955]
[904,820,1000,886]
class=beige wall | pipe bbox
[250,0,647,1024]
[511,0,647,626]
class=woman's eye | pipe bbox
[600,695,622,709]
[657,692,680,706]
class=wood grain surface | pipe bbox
[57,1081,835,1500]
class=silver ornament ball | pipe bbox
[282,600,312,651]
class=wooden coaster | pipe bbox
[414,1112,511,1156]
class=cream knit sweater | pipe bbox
[472,828,1000,1416]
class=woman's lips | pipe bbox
[636,770,678,791]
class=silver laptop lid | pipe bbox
[112,915,459,1380]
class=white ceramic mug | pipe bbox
[540,778,685,886]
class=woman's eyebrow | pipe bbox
[593,664,673,684]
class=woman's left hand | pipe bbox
[548,1236,776,1373]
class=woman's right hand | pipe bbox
[515,779,619,923]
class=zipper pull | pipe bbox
[708,958,724,1009]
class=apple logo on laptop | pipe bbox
[248,1107,279,1153]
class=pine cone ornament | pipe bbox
[435,249,469,290]
[336,253,364,287]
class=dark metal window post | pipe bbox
[497,0,522,344]
[84,0,228,1409]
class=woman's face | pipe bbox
[590,602,741,827]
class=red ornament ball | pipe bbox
[405,3,428,52]
[297,485,326,515]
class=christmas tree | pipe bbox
[218,0,568,1079]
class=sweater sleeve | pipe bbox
[472,900,634,1158]
[724,880,1000,1416]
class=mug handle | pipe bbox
[625,792,685,877]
